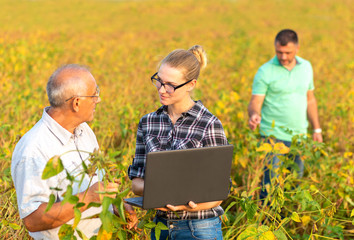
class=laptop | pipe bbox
[124,144,234,209]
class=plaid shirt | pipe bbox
[128,100,228,219]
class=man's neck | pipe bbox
[47,107,79,134]
[283,58,297,71]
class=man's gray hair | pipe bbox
[46,64,91,107]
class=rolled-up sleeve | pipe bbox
[128,120,146,179]
[12,156,56,219]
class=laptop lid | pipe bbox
[130,144,233,209]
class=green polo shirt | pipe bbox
[252,56,314,141]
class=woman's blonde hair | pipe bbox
[160,45,207,81]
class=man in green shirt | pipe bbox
[248,29,323,200]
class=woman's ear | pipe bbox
[187,79,197,92]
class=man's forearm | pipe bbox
[307,99,321,129]
[248,100,260,117]
[248,95,264,117]
[23,191,92,232]
[132,178,144,196]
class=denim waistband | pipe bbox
[166,216,221,230]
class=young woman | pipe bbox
[128,45,228,240]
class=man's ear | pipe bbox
[72,98,80,112]
[187,79,197,92]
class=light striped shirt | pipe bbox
[11,107,105,239]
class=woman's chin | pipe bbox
[159,98,169,106]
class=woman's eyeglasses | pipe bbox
[151,72,192,94]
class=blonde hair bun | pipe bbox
[188,45,207,70]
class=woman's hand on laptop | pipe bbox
[156,200,222,212]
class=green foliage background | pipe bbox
[0,0,353,239]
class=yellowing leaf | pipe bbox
[320,149,328,156]
[97,227,112,240]
[301,215,311,226]
[237,225,276,240]
[239,157,249,168]
[9,223,21,230]
[274,142,290,154]
[42,155,64,180]
[291,212,301,222]
[72,208,81,229]
[261,231,276,240]
[256,143,272,153]
[230,91,240,101]
[237,111,244,119]
[310,175,320,183]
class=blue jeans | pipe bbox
[151,216,223,240]
[260,138,303,200]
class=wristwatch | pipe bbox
[313,128,322,133]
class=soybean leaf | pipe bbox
[72,208,81,229]
[224,201,237,214]
[273,229,287,240]
[87,202,101,209]
[157,221,168,230]
[58,224,75,239]
[117,229,127,240]
[97,226,112,240]
[62,185,73,205]
[76,228,89,240]
[76,202,85,208]
[246,202,257,220]
[99,197,113,232]
[291,212,301,222]
[42,155,64,179]
[144,221,156,229]
[9,223,21,230]
[237,225,274,240]
[45,194,56,212]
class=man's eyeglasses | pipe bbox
[151,72,193,94]
[65,85,100,102]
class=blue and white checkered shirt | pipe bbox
[128,100,228,219]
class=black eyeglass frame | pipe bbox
[151,72,193,93]
[65,85,100,102]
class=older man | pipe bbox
[11,64,135,239]
[248,29,323,200]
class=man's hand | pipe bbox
[113,203,139,230]
[248,95,264,130]
[249,113,261,130]
[87,180,119,203]
[124,203,139,230]
[312,132,323,143]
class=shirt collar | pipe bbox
[42,107,84,145]
[272,56,302,66]
[155,100,203,118]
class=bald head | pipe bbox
[47,64,93,108]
